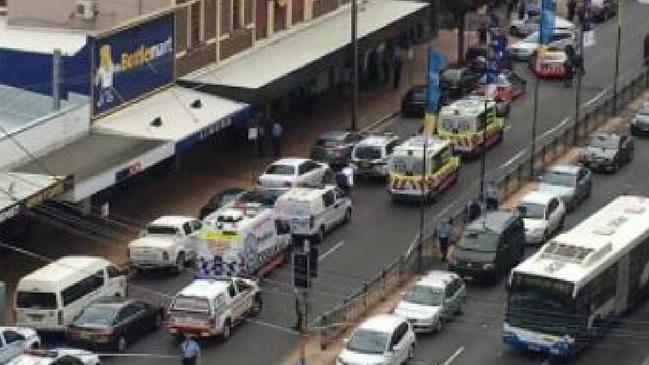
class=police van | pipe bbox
[198,204,291,278]
[388,136,461,203]
[437,98,505,157]
[351,133,400,179]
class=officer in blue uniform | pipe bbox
[437,218,452,262]
[180,335,200,365]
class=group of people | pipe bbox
[248,112,284,158]
[436,181,499,261]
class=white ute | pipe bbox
[128,216,203,274]
[0,327,40,365]
[166,277,262,341]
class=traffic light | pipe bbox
[293,251,309,288]
[309,246,319,278]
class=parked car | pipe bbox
[233,188,284,208]
[198,188,246,219]
[516,191,566,245]
[449,210,526,281]
[7,349,100,365]
[67,298,162,352]
[393,271,465,333]
[401,85,427,118]
[351,133,401,179]
[128,216,202,274]
[509,16,574,38]
[0,327,40,365]
[310,130,363,166]
[509,29,576,61]
[258,158,331,190]
[336,314,416,365]
[630,102,649,137]
[440,67,482,101]
[580,132,634,173]
[537,164,592,212]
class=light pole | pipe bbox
[574,23,585,145]
[418,136,427,271]
[612,0,622,114]
[351,0,359,131]
[480,100,487,202]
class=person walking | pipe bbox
[335,167,351,194]
[271,119,283,157]
[392,53,403,89]
[180,335,201,365]
[566,0,577,22]
[465,199,482,221]
[485,180,499,210]
[437,218,452,262]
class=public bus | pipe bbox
[503,195,649,357]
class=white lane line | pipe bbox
[319,240,345,261]
[583,87,609,107]
[502,149,526,169]
[441,346,465,365]
[246,318,299,335]
[538,116,570,140]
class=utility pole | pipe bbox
[351,0,359,131]
[418,136,427,272]
[574,22,585,145]
[612,8,621,115]
[52,48,62,111]
[480,100,487,201]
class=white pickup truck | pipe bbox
[166,277,262,341]
[0,327,40,365]
[128,216,203,274]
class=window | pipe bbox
[228,283,237,298]
[118,305,140,323]
[547,199,558,215]
[61,271,105,307]
[586,264,618,312]
[3,330,24,344]
[16,292,57,309]
[323,190,335,207]
[390,323,408,349]
[386,141,398,155]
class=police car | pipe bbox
[7,349,100,365]
[351,133,400,179]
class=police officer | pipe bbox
[437,218,452,262]
[486,180,499,210]
[180,335,201,365]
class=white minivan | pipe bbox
[14,256,127,332]
[275,186,352,242]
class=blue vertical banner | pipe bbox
[540,0,556,44]
[426,49,445,113]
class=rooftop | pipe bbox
[0,17,87,55]
[179,279,231,298]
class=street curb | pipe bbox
[361,110,402,133]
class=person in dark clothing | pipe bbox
[437,218,453,262]
[577,3,587,24]
[392,54,403,89]
[507,0,515,20]
[293,291,304,331]
[489,12,499,29]
[567,0,577,22]
[564,58,575,87]
[466,199,482,221]
[485,181,499,210]
[335,169,351,194]
[478,22,488,44]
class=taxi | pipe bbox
[529,46,568,79]
[388,136,461,203]
[437,98,505,157]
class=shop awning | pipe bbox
[93,86,252,151]
[0,172,72,223]
[180,0,427,99]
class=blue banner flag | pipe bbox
[540,0,556,44]
[426,49,445,113]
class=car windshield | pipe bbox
[403,285,444,306]
[347,329,389,354]
[587,136,618,149]
[316,136,345,147]
[213,190,243,206]
[75,306,118,326]
[542,171,576,187]
[355,146,382,160]
[16,291,57,309]
[518,202,546,219]
[146,225,178,235]
[459,231,500,252]
[171,296,210,313]
[265,164,295,175]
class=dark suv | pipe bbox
[310,130,363,166]
[580,132,633,173]
[449,211,526,282]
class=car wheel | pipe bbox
[174,253,186,274]
[221,319,232,341]
[250,294,263,317]
[343,208,352,223]
[116,336,128,352]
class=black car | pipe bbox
[401,85,427,118]
[449,210,526,282]
[67,298,163,352]
[580,132,634,173]
[310,130,363,166]
[199,187,246,219]
[440,67,482,101]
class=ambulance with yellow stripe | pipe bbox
[388,136,461,203]
[197,203,291,277]
[437,98,505,157]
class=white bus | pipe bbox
[504,195,649,357]
[15,256,127,332]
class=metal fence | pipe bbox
[314,65,649,350]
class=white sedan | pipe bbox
[509,16,574,38]
[517,191,566,245]
[258,158,331,190]
[508,29,575,61]
[7,349,99,365]
[0,327,40,365]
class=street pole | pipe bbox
[351,0,359,131]
[574,25,585,145]
[297,240,310,365]
[480,100,487,202]
[612,0,622,114]
[418,136,427,271]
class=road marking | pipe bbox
[441,346,465,365]
[538,116,570,140]
[246,318,299,335]
[505,125,512,132]
[319,240,345,261]
[584,87,609,107]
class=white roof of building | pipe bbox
[514,196,649,290]
[182,0,427,89]
[93,86,249,142]
[0,17,87,55]
[149,215,195,227]
[178,279,230,298]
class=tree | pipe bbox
[438,0,495,63]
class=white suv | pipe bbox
[0,327,40,365]
[128,216,202,274]
[351,133,400,179]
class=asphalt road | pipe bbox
[5,2,649,364]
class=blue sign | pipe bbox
[540,0,556,44]
[426,49,445,113]
[92,14,174,116]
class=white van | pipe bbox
[275,186,352,242]
[14,256,127,332]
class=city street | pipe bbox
[2,1,649,365]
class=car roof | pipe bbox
[20,256,110,285]
[519,190,557,205]
[416,270,459,288]
[150,215,196,226]
[589,132,619,140]
[178,279,231,298]
[88,297,137,309]
[216,187,246,195]
[358,314,406,332]
[316,130,351,140]
[270,157,311,166]
[356,134,397,146]
[465,210,519,234]
[279,186,334,200]
[546,164,580,175]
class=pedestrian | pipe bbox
[271,119,283,157]
[437,218,452,262]
[566,0,577,22]
[179,335,200,365]
[392,53,403,89]
[478,22,488,44]
[466,199,482,221]
[212,255,225,276]
[564,57,574,87]
[196,259,210,279]
[486,180,499,210]
[644,33,649,66]
[577,3,587,25]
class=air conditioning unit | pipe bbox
[74,0,97,20]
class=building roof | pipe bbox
[0,17,87,55]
